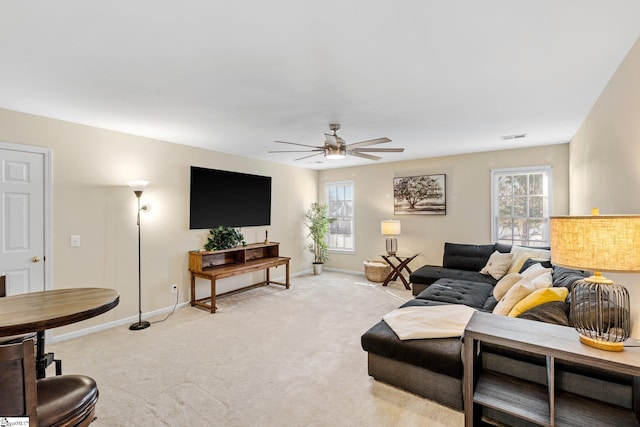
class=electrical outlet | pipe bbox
[171,284,178,294]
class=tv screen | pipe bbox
[189,166,272,229]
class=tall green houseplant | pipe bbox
[305,203,335,274]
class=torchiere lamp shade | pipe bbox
[550,214,640,351]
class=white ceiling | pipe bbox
[1,1,639,170]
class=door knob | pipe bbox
[32,256,41,263]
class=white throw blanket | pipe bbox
[382,304,477,340]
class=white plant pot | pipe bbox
[313,263,324,275]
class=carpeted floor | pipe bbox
[48,272,463,426]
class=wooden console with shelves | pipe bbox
[464,311,640,426]
[188,242,290,313]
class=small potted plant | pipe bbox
[305,202,335,275]
[204,226,246,251]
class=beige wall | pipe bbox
[319,144,570,273]
[0,108,317,338]
[570,37,640,337]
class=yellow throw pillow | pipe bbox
[480,251,513,280]
[508,287,569,317]
[493,278,536,316]
[493,273,522,300]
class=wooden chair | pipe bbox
[0,337,99,426]
[0,274,62,376]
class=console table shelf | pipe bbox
[475,371,638,426]
[464,311,640,427]
[189,242,290,313]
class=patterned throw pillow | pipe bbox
[480,251,513,280]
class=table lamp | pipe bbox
[381,220,401,256]
[550,211,640,351]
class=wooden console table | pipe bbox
[463,311,640,426]
[188,242,290,313]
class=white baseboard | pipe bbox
[51,272,315,344]
[51,300,191,344]
[324,267,365,276]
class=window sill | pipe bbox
[329,249,355,255]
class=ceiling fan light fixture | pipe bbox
[325,146,346,159]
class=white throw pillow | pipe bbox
[508,246,551,274]
[493,277,536,316]
[480,251,513,280]
[510,245,551,261]
[531,270,553,289]
[520,263,553,281]
[493,273,523,300]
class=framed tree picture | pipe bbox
[393,174,446,215]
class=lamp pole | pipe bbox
[129,184,150,331]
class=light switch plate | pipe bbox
[70,235,81,247]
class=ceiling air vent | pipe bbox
[500,133,527,140]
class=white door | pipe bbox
[0,146,45,295]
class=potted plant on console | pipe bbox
[204,226,246,251]
[305,203,335,275]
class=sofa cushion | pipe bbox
[552,266,588,290]
[517,300,570,326]
[442,242,496,272]
[410,266,498,287]
[416,278,495,310]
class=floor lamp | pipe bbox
[128,180,150,331]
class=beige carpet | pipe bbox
[49,272,464,426]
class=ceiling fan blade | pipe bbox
[274,140,323,149]
[352,147,404,153]
[269,149,324,153]
[348,151,382,161]
[324,133,338,147]
[346,137,391,149]
[295,152,324,161]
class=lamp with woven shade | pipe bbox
[550,212,640,351]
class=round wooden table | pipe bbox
[0,287,120,378]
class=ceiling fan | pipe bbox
[269,124,404,161]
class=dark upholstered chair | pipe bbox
[0,338,98,426]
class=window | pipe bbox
[325,181,354,252]
[491,166,552,247]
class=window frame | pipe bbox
[490,166,553,247]
[325,180,355,254]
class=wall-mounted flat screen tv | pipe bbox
[189,166,272,229]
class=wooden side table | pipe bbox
[380,253,419,290]
[463,311,640,426]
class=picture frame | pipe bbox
[393,174,446,215]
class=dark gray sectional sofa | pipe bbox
[361,242,638,426]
